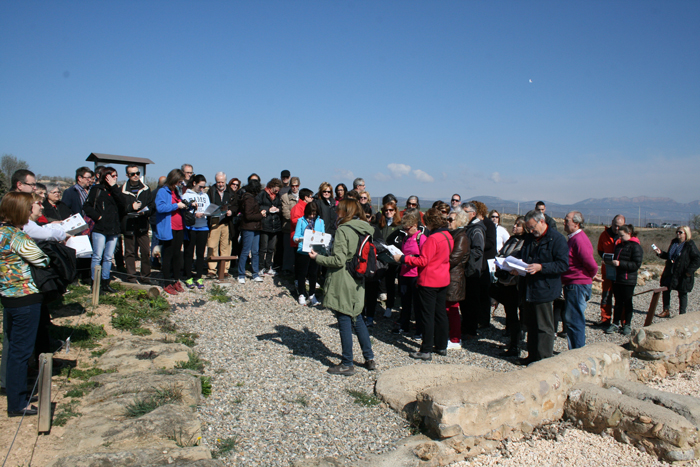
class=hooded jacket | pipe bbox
[120,180,153,236]
[613,237,643,286]
[314,219,373,317]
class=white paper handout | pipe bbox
[58,213,88,235]
[302,229,332,253]
[385,245,403,256]
[66,235,93,258]
[203,204,222,217]
[495,256,529,276]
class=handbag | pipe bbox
[181,208,196,227]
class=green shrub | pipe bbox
[346,389,380,407]
[174,351,206,372]
[200,376,212,397]
[124,385,183,418]
[53,400,81,426]
[50,323,107,349]
[208,284,231,303]
[212,437,238,458]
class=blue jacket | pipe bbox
[154,186,180,241]
[293,217,325,255]
[519,225,569,304]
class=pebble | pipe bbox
[166,273,700,466]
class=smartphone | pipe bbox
[651,244,661,254]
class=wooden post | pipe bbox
[37,353,52,433]
[117,281,161,299]
[92,265,101,306]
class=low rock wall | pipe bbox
[416,343,629,439]
[630,312,700,363]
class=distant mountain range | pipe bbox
[389,195,700,226]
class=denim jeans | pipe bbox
[238,230,260,279]
[4,303,41,412]
[563,283,592,349]
[91,232,118,280]
[335,312,374,367]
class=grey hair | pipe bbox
[400,209,421,228]
[45,183,61,194]
[571,211,584,227]
[524,210,545,223]
[612,214,626,225]
[181,163,193,172]
[215,171,226,180]
[451,210,469,228]
[407,195,420,209]
[352,178,365,189]
[461,202,477,213]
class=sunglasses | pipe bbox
[407,202,417,207]
[451,199,460,203]
[384,209,395,213]
[291,185,299,188]
[128,171,140,176]
[677,231,684,234]
[360,196,368,200]
[490,215,499,219]
[322,190,332,194]
[447,218,454,222]
[231,183,239,187]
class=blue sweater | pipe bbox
[154,186,180,241]
[293,217,325,255]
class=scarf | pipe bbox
[669,242,685,262]
[265,187,277,200]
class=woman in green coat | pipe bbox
[309,199,376,376]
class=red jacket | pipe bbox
[404,229,454,288]
[289,201,307,247]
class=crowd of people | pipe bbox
[2,163,700,417]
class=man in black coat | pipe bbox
[120,165,153,283]
[206,172,235,276]
[518,210,569,365]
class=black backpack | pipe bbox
[344,225,383,281]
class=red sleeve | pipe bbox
[405,235,437,269]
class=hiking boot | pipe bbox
[621,324,632,336]
[164,284,179,295]
[327,364,356,376]
[604,323,619,334]
[196,278,205,289]
[174,281,185,293]
[657,309,670,318]
[364,360,377,371]
[409,351,432,361]
[185,278,195,289]
[100,281,117,294]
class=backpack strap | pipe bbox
[439,231,453,254]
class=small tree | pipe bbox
[0,154,29,182]
[692,214,700,233]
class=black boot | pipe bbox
[101,280,117,294]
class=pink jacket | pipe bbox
[400,231,427,277]
[561,230,598,285]
[404,230,453,288]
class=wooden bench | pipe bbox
[634,286,668,326]
[208,255,239,281]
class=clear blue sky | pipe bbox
[2,1,699,204]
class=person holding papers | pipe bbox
[517,210,569,365]
[492,216,526,357]
[24,195,67,243]
[182,175,210,289]
[293,203,325,306]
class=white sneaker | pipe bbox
[383,307,393,318]
[238,277,245,284]
[298,294,307,305]
[308,295,319,306]
[253,276,264,282]
[266,269,276,276]
[447,340,462,350]
[379,293,388,301]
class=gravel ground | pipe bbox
[167,271,700,466]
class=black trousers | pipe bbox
[417,285,448,353]
[161,229,185,283]
[259,231,278,270]
[124,232,151,281]
[295,252,318,297]
[522,300,554,361]
[363,280,380,319]
[493,283,520,349]
[398,275,420,332]
[613,283,636,325]
[461,275,482,336]
[184,230,208,280]
[663,289,688,314]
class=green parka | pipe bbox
[314,218,373,318]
